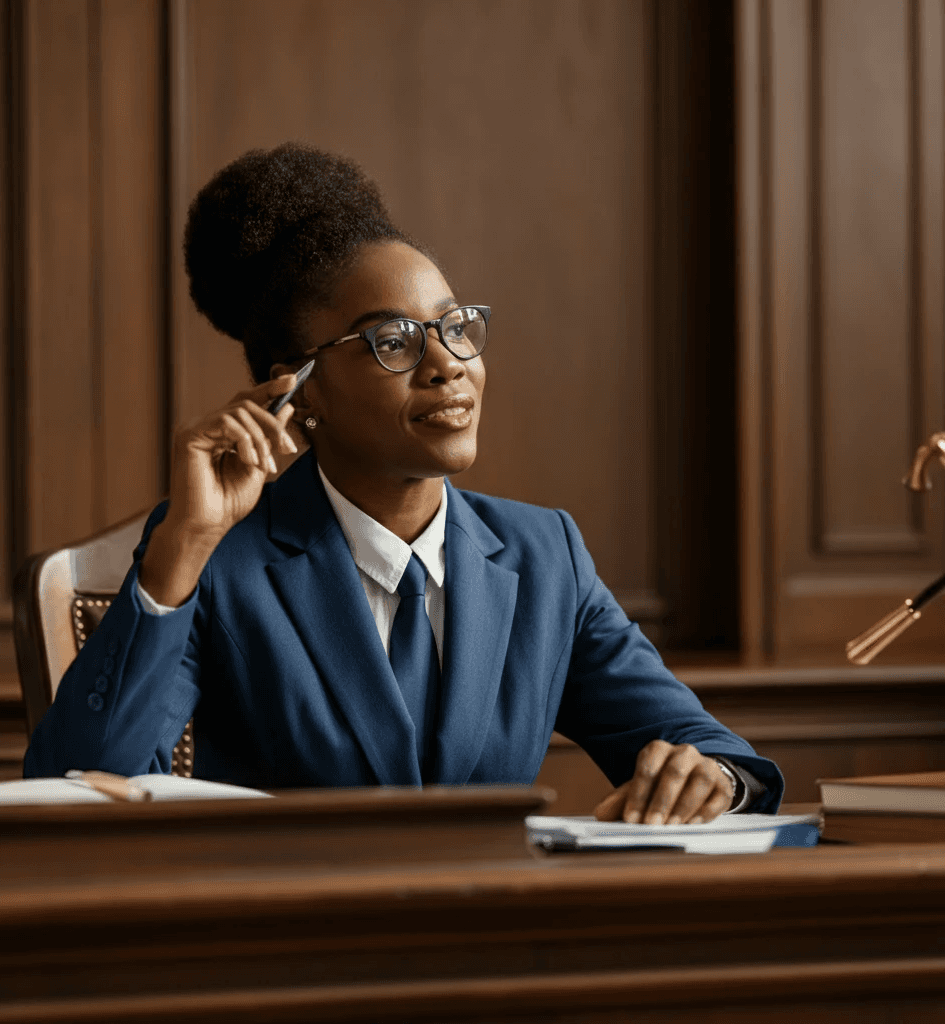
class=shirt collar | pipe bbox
[317,463,447,593]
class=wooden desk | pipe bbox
[2,794,945,1023]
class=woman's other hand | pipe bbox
[139,376,299,607]
[593,740,734,826]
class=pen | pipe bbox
[267,359,315,415]
[65,770,153,802]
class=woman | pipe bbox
[24,145,782,823]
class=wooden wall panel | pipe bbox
[0,0,167,685]
[818,0,917,556]
[98,0,166,526]
[737,0,945,660]
[22,0,97,554]
[653,0,739,649]
[8,0,166,558]
[172,0,661,613]
[7,0,937,686]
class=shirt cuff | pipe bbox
[136,579,185,617]
[713,755,765,813]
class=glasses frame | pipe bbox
[301,305,491,373]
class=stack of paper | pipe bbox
[526,812,821,854]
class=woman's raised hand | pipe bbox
[139,376,300,608]
[167,376,299,538]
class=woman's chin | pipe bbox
[431,437,477,476]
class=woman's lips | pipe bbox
[414,396,475,430]
[414,405,474,430]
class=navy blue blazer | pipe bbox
[24,451,783,808]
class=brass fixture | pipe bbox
[903,432,945,491]
[846,431,945,664]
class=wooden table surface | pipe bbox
[2,790,944,1023]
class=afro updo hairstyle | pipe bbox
[184,143,433,384]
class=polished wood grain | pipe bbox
[0,785,551,882]
[736,0,945,659]
[3,807,945,1023]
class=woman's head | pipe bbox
[284,238,486,487]
[184,143,428,383]
[184,145,486,491]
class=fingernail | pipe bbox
[646,812,664,826]
[624,810,641,824]
[250,449,259,466]
[268,455,278,474]
[285,436,297,453]
[667,815,681,826]
[690,816,704,825]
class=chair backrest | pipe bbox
[13,510,150,735]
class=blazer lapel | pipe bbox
[265,453,421,786]
[433,483,519,785]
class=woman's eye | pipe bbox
[375,334,407,353]
[445,322,466,340]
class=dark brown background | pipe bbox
[1,0,944,781]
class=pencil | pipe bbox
[65,769,153,802]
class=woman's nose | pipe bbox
[419,328,465,383]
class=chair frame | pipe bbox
[13,508,151,736]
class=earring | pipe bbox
[305,417,318,430]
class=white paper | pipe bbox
[526,813,821,854]
[0,775,272,805]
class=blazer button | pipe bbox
[94,675,109,693]
[87,692,105,712]
[102,657,115,674]
[106,637,120,656]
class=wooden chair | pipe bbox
[12,509,194,776]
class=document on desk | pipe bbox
[0,774,272,804]
[526,813,821,854]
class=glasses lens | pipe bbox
[373,320,424,371]
[441,307,487,359]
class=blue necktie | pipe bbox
[389,554,440,778]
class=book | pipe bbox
[818,771,945,815]
[525,812,821,854]
[0,774,272,804]
[818,772,945,844]
[821,811,945,844]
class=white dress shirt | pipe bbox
[314,464,446,668]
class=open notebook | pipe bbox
[0,774,271,804]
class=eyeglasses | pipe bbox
[302,305,491,373]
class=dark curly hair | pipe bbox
[184,143,432,383]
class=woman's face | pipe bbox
[295,241,486,486]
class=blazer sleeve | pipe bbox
[22,503,205,778]
[551,510,784,812]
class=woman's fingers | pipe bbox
[663,766,729,825]
[642,747,712,824]
[236,375,300,455]
[688,783,733,826]
[624,740,675,823]
[214,413,261,469]
[593,740,671,822]
[593,742,736,826]
[232,405,277,474]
